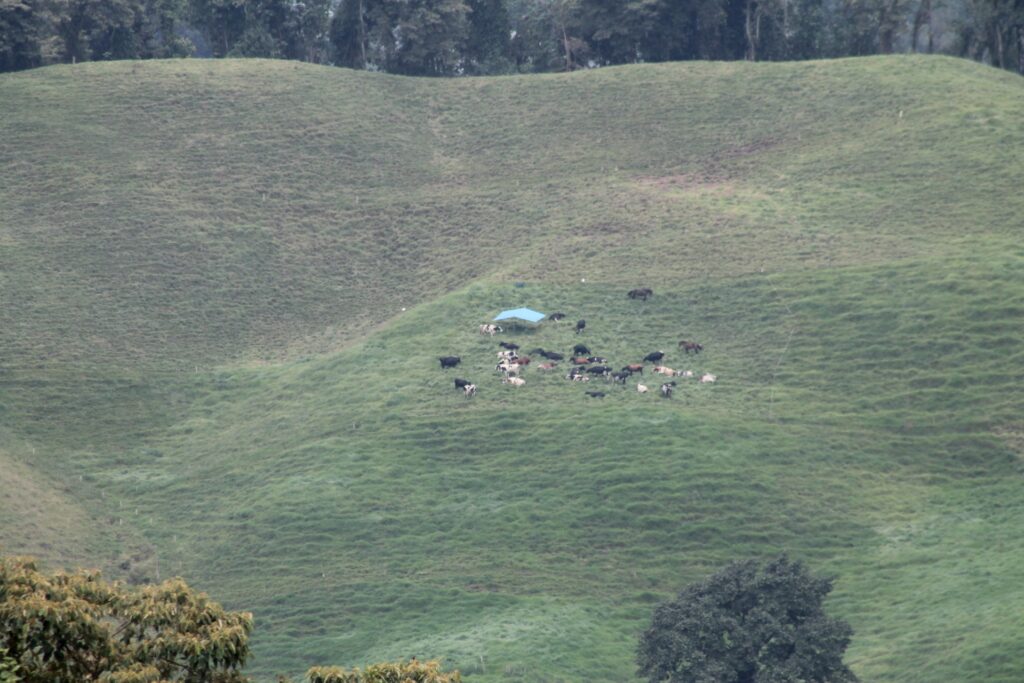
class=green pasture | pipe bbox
[0,55,1022,681]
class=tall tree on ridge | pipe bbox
[0,0,54,70]
[387,0,470,75]
[188,0,246,56]
[464,0,511,72]
[330,0,367,67]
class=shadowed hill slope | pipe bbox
[1,56,1023,682]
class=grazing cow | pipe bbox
[538,362,558,371]
[478,324,501,336]
[503,376,526,386]
[644,351,665,363]
[575,319,586,335]
[585,391,606,398]
[463,384,477,397]
[678,341,704,354]
[573,343,591,355]
[542,350,564,361]
[499,341,520,351]
[439,356,461,369]
[498,350,519,361]
[660,383,675,398]
[610,371,629,384]
[587,356,608,364]
[627,287,654,301]
[586,366,611,376]
[548,312,567,321]
[637,383,649,393]
[572,357,591,365]
[454,378,472,389]
[623,364,644,375]
[700,373,717,383]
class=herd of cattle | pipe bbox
[439,289,717,400]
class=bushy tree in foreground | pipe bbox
[0,554,252,682]
[638,556,857,683]
[0,648,18,683]
[305,659,461,682]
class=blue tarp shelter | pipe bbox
[493,307,546,326]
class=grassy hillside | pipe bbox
[1,55,1023,682]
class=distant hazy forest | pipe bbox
[2,0,1023,75]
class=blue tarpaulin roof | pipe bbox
[493,308,546,324]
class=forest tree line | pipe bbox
[2,0,1023,75]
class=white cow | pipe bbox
[496,362,520,376]
[479,324,501,336]
[700,373,717,383]
[637,383,648,393]
[503,376,525,386]
[463,383,477,397]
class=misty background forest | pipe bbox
[3,0,1024,75]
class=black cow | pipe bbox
[548,312,567,321]
[573,343,591,355]
[575,319,586,334]
[610,372,630,384]
[660,382,676,398]
[628,287,654,301]
[499,341,520,351]
[586,365,611,376]
[439,356,461,369]
[585,391,606,398]
[542,350,564,360]
[643,351,665,363]
[454,378,472,389]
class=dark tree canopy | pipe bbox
[4,0,1024,74]
[638,556,858,683]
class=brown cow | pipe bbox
[678,340,704,354]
